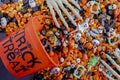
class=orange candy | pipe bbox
[1,4,8,9]
[84,42,93,49]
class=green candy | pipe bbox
[53,35,57,40]
[106,0,109,2]
[89,56,98,67]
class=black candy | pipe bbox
[41,38,47,46]
[41,28,46,36]
[78,45,86,54]
[45,45,53,52]
[118,44,120,49]
[31,4,41,14]
[22,0,28,4]
[32,73,43,80]
[62,72,70,80]
[10,0,18,2]
[21,8,28,14]
[1,0,10,4]
[0,2,3,6]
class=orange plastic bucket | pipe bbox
[0,15,70,78]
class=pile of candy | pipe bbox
[0,0,120,80]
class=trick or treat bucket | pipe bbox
[0,15,69,78]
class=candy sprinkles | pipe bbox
[0,0,120,80]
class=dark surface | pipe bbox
[0,33,33,80]
[0,32,6,40]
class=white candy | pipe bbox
[99,38,104,42]
[92,39,100,46]
[50,67,60,75]
[75,58,81,63]
[115,48,120,56]
[78,22,89,33]
[108,4,117,10]
[87,1,100,14]
[60,57,64,63]
[63,66,71,72]
[63,40,68,47]
[118,36,120,43]
[72,15,76,19]
[55,32,60,36]
[90,29,99,37]
[99,64,104,71]
[86,32,91,37]
[29,0,36,8]
[1,17,7,26]
[73,65,86,79]
[75,8,79,13]
[75,32,81,41]
[108,36,118,46]
[86,1,95,6]
[109,28,114,33]
[114,48,120,62]
[105,69,113,77]
[69,18,89,35]
[70,64,75,68]
[98,26,104,34]
[91,2,100,14]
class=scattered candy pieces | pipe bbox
[0,0,120,80]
